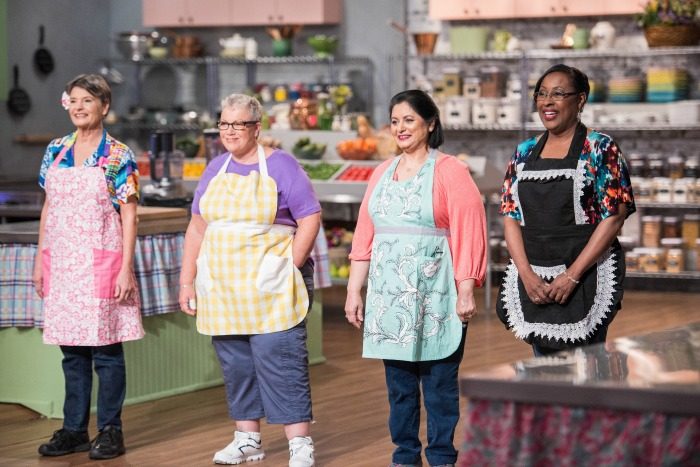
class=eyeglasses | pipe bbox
[216,120,259,131]
[533,90,579,101]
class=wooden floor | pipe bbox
[2,288,699,467]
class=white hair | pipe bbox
[220,94,263,121]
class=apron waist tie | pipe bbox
[208,221,297,236]
[375,226,450,237]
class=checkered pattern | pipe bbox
[0,233,184,328]
[196,169,308,335]
[311,226,332,289]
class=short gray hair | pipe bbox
[220,94,263,121]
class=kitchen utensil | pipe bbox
[413,33,438,55]
[33,25,54,75]
[116,32,153,60]
[7,66,31,116]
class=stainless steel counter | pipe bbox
[0,206,189,243]
[460,323,700,416]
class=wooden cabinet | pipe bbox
[514,0,604,18]
[229,0,341,25]
[429,0,515,20]
[143,0,232,27]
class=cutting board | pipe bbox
[137,206,189,221]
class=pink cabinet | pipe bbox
[429,0,515,20]
[603,0,643,15]
[515,0,605,17]
[143,0,232,27]
[229,0,341,25]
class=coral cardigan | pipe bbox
[349,154,487,287]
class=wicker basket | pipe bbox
[644,24,700,47]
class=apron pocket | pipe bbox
[93,249,122,299]
[256,254,291,294]
[195,254,214,296]
[41,248,51,297]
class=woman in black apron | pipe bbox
[497,64,636,355]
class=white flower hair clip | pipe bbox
[61,91,70,110]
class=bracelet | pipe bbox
[563,271,580,285]
[180,283,194,289]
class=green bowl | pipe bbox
[307,35,338,57]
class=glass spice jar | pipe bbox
[641,215,662,248]
[668,155,684,179]
[625,251,640,272]
[653,177,672,203]
[682,214,700,249]
[663,216,681,238]
[647,159,665,178]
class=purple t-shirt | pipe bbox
[191,149,320,227]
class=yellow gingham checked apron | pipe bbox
[195,145,309,335]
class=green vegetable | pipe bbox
[301,162,342,180]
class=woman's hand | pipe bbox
[456,279,477,321]
[32,256,44,298]
[179,285,197,316]
[114,268,137,303]
[520,270,553,305]
[546,273,578,304]
[344,290,364,329]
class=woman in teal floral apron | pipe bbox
[345,90,487,467]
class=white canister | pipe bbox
[496,99,520,125]
[672,178,695,204]
[245,38,258,60]
[471,98,499,125]
[506,75,522,100]
[462,76,481,98]
[444,96,471,126]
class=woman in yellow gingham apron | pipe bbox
[178,94,321,467]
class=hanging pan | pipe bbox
[34,25,55,75]
[7,65,31,116]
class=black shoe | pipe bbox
[89,425,126,460]
[38,428,90,456]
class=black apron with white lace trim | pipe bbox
[496,124,624,349]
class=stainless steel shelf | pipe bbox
[121,55,372,66]
[528,46,700,59]
[420,51,523,61]
[636,202,700,209]
[444,123,521,131]
[627,271,700,280]
[525,122,700,132]
[107,122,203,131]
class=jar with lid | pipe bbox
[660,237,684,272]
[641,215,662,247]
[668,155,684,179]
[672,178,694,204]
[638,247,664,272]
[653,177,672,203]
[695,238,700,272]
[462,76,481,98]
[662,216,681,238]
[682,214,700,248]
[627,156,647,178]
[625,251,640,272]
[635,178,654,203]
[683,157,698,178]
[647,159,665,178]
[479,66,506,98]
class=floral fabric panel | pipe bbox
[38,131,139,211]
[499,131,636,224]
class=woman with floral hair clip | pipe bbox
[34,73,143,460]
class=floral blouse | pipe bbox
[499,130,636,224]
[38,130,139,211]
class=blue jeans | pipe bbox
[60,343,126,432]
[384,326,467,466]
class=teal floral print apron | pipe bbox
[363,150,461,362]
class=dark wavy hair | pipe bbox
[389,89,444,149]
[533,64,590,105]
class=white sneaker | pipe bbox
[288,436,315,467]
[213,431,265,465]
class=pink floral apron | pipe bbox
[41,142,144,346]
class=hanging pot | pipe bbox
[33,25,55,75]
[7,66,31,116]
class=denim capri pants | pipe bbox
[212,261,314,425]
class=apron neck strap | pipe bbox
[218,145,268,177]
[52,146,70,167]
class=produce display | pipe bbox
[336,137,377,160]
[326,227,354,279]
[336,164,375,182]
[292,137,327,159]
[300,162,343,180]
